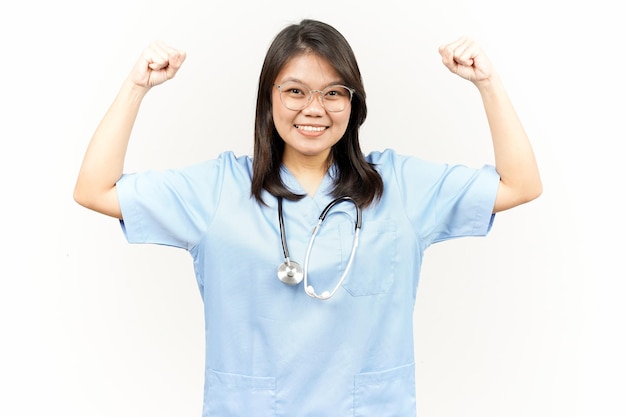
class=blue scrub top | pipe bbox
[116,149,499,417]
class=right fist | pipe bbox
[130,41,187,88]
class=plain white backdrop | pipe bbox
[1,0,623,416]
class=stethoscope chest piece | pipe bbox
[277,260,303,285]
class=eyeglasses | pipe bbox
[275,81,355,112]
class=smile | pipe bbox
[295,124,328,132]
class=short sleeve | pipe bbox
[116,158,224,250]
[370,149,500,247]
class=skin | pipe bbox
[437,36,542,212]
[272,52,352,196]
[73,36,541,219]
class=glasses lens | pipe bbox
[321,85,352,112]
[278,82,352,112]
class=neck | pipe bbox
[283,153,331,197]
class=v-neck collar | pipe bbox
[279,164,337,205]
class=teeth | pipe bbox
[296,125,326,132]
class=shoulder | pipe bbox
[215,151,253,170]
[364,149,496,189]
[364,148,396,164]
[364,148,440,175]
[180,151,252,180]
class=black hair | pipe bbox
[251,19,383,207]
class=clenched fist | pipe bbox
[129,41,187,88]
[439,37,493,84]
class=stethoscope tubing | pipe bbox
[277,196,362,300]
[304,219,360,300]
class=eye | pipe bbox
[280,82,308,98]
[324,86,350,99]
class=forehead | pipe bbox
[275,52,341,86]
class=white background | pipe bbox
[1,0,623,416]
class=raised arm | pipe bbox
[438,37,542,213]
[73,42,186,219]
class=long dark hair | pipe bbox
[251,19,383,207]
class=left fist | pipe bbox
[438,36,493,83]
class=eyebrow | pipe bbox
[278,77,345,88]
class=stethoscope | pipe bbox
[276,196,362,300]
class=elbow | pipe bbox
[73,180,122,219]
[73,183,94,210]
[513,185,542,209]
[524,172,543,203]
[517,177,543,205]
[518,178,544,206]
[494,176,543,213]
[529,180,543,202]
[72,180,103,211]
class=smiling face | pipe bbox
[272,52,352,169]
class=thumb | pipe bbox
[132,42,187,87]
[163,48,187,78]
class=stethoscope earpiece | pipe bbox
[305,285,331,300]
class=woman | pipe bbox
[74,19,541,417]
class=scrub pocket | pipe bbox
[354,363,416,417]
[206,369,276,416]
[340,220,396,296]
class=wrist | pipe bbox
[474,73,506,97]
[120,77,151,102]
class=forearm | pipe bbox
[476,75,542,212]
[74,79,150,217]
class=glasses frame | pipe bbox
[275,82,355,113]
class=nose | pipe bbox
[303,90,325,115]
